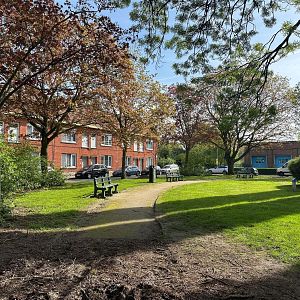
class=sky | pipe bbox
[108,4,300,87]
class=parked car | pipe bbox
[206,165,228,175]
[160,164,179,175]
[75,164,108,179]
[141,166,161,176]
[276,161,291,176]
[112,166,141,177]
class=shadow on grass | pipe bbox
[2,181,300,298]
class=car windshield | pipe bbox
[163,165,171,169]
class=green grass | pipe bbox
[157,179,300,263]
[11,178,162,231]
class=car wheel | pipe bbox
[278,172,284,177]
[137,171,141,176]
[87,173,92,179]
[207,170,212,175]
[222,171,227,175]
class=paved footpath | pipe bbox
[79,181,198,240]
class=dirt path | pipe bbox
[79,180,197,240]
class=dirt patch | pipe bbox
[1,181,300,299]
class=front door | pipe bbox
[251,156,267,168]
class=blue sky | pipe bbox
[109,5,300,87]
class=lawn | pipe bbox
[157,179,300,263]
[10,177,164,231]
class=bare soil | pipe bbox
[1,181,300,300]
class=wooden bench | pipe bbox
[93,176,119,198]
[166,171,184,182]
[236,168,254,179]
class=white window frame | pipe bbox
[146,157,153,167]
[90,156,97,165]
[146,139,153,150]
[90,134,97,149]
[61,131,76,143]
[82,132,88,148]
[8,123,19,143]
[101,134,112,146]
[101,155,112,168]
[27,123,41,140]
[133,141,138,152]
[81,156,89,168]
[126,156,131,166]
[139,142,144,152]
[61,153,77,168]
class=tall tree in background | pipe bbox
[96,61,174,179]
[10,12,129,172]
[168,84,212,172]
[201,72,294,174]
[0,0,128,111]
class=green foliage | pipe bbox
[184,144,225,175]
[158,143,184,167]
[288,157,300,180]
[41,169,65,187]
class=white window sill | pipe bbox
[61,166,77,169]
[61,141,76,144]
[90,146,97,149]
[100,144,112,147]
[81,146,89,148]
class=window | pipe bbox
[146,157,153,167]
[139,142,144,152]
[146,139,153,150]
[82,132,88,148]
[126,156,131,166]
[27,123,41,140]
[90,134,97,148]
[90,156,97,165]
[101,134,112,146]
[61,154,76,168]
[133,141,138,152]
[8,123,19,143]
[0,121,4,135]
[133,158,138,166]
[61,131,76,143]
[81,156,88,168]
[101,155,112,168]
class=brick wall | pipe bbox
[1,119,158,174]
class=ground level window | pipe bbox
[90,156,97,165]
[61,154,76,168]
[126,156,131,166]
[8,123,19,143]
[101,155,112,168]
[146,157,153,167]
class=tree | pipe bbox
[0,0,128,111]
[95,61,174,179]
[10,15,129,172]
[200,72,295,174]
[168,84,213,172]
[128,1,300,78]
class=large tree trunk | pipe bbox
[121,147,127,179]
[40,134,49,174]
[224,151,235,175]
[184,146,190,175]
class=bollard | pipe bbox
[292,178,297,192]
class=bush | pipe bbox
[41,169,65,187]
[288,158,300,180]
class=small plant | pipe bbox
[41,169,65,187]
[288,158,300,180]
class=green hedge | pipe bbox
[256,168,277,175]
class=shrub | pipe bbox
[41,169,65,187]
[288,158,300,180]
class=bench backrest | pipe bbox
[94,176,111,187]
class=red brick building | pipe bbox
[0,119,158,175]
[243,141,300,168]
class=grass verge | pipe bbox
[9,178,163,231]
[157,179,300,264]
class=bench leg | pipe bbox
[113,185,118,193]
[100,189,106,199]
[107,187,113,197]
